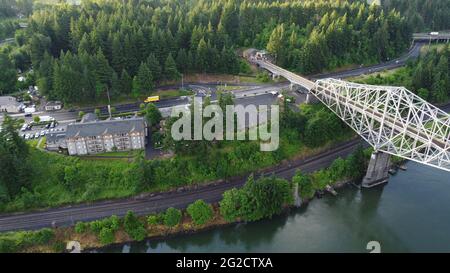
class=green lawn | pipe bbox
[82,149,142,158]
[152,89,194,99]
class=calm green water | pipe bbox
[100,161,450,253]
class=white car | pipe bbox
[40,130,45,137]
[25,134,30,140]
[34,132,40,138]
[270,91,278,96]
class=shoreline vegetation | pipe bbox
[0,146,372,253]
[0,101,354,213]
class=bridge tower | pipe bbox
[362,151,391,188]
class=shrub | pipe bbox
[219,176,292,222]
[0,228,55,253]
[87,215,120,244]
[52,241,66,253]
[98,227,115,245]
[147,214,159,226]
[219,188,244,222]
[89,215,120,234]
[74,222,88,234]
[123,211,146,241]
[163,207,182,227]
[256,71,270,82]
[30,228,54,245]
[0,238,17,253]
[187,200,214,226]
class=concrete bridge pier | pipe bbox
[272,73,280,80]
[293,182,302,207]
[362,151,391,188]
[305,92,318,104]
[289,82,298,91]
[306,92,312,104]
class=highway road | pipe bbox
[0,42,425,125]
[312,42,424,80]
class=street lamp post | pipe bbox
[106,87,112,119]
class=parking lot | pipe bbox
[19,121,66,141]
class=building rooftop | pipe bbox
[47,133,66,143]
[0,96,20,106]
[66,117,146,138]
[46,101,62,106]
[81,113,97,123]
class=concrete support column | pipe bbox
[305,92,317,104]
[272,73,279,80]
[362,151,391,188]
[293,183,302,207]
[289,82,296,91]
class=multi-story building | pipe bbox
[65,115,147,155]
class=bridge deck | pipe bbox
[256,59,450,171]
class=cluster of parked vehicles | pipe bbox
[19,120,63,140]
[20,127,64,140]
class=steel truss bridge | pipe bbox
[257,60,450,173]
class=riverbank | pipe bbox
[19,195,332,253]
[11,153,366,253]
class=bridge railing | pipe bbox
[313,78,450,171]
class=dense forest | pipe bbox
[0,0,33,18]
[0,0,413,103]
[355,46,450,103]
[381,0,450,32]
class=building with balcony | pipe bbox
[65,115,147,155]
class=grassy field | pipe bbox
[347,67,404,83]
[216,85,245,92]
[80,149,142,158]
[151,89,193,99]
[27,137,46,149]
[420,44,448,55]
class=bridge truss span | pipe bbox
[313,78,450,172]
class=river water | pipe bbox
[100,161,450,253]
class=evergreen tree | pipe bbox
[164,53,180,81]
[119,69,132,95]
[146,53,162,82]
[132,62,154,98]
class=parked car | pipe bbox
[34,132,40,138]
[40,130,45,137]
[24,134,30,140]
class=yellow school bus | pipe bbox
[144,95,160,103]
